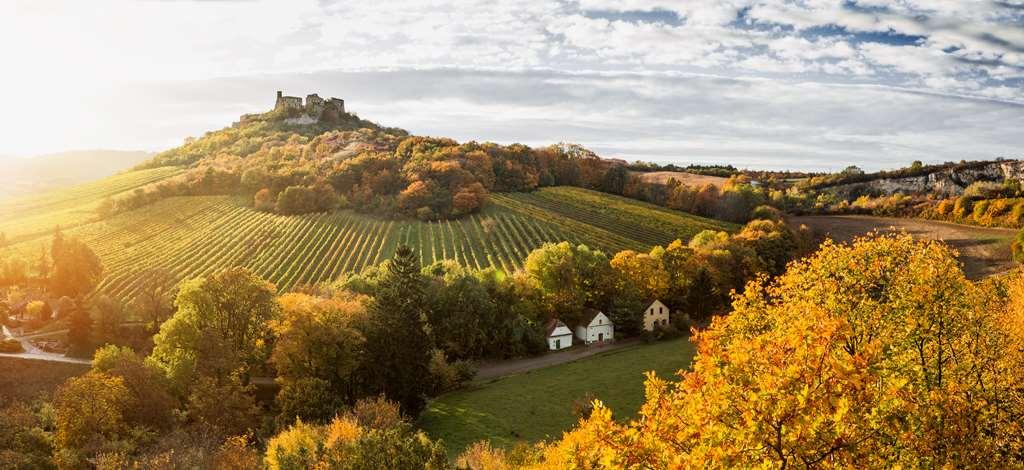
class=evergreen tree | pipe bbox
[362,245,433,416]
[66,299,93,358]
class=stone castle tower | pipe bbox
[275,91,345,116]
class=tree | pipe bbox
[265,397,448,470]
[92,295,124,347]
[600,164,629,195]
[91,345,175,429]
[360,246,433,416]
[65,299,93,358]
[53,371,131,463]
[50,233,103,298]
[132,267,175,332]
[531,234,1024,468]
[186,376,261,439]
[524,242,614,327]
[254,187,275,212]
[270,292,368,425]
[150,267,279,392]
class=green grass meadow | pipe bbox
[418,338,698,458]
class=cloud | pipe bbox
[0,0,1021,168]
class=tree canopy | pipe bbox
[532,234,1024,468]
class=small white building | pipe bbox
[575,310,614,345]
[545,319,573,351]
[642,299,670,332]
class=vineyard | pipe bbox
[4,186,735,309]
[0,167,182,242]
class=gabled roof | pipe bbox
[645,299,667,310]
[577,309,611,329]
[545,318,570,337]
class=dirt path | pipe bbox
[793,215,1017,279]
[475,338,641,381]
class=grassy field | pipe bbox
[418,338,697,458]
[5,181,736,306]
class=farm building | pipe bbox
[546,319,573,351]
[574,310,614,345]
[643,299,670,331]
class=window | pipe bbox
[660,307,664,314]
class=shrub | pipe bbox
[750,205,783,221]
[0,338,24,353]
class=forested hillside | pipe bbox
[119,105,626,221]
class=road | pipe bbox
[1,325,89,365]
[474,338,640,381]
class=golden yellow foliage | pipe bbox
[530,234,1024,468]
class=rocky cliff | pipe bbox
[827,160,1024,198]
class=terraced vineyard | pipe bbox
[5,186,736,309]
[0,166,183,242]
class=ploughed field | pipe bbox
[793,215,1017,279]
[3,170,735,307]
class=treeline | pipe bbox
[798,159,1009,190]
[627,161,739,177]
[608,171,774,223]
[111,108,633,220]
[783,178,1024,229]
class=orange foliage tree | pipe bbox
[531,234,1024,468]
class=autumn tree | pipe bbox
[49,232,103,299]
[150,267,279,392]
[270,292,369,425]
[132,267,175,332]
[265,397,448,470]
[91,345,175,430]
[360,245,433,416]
[532,234,1024,468]
[92,295,124,347]
[65,299,93,358]
[52,371,132,465]
[524,242,614,327]
[608,249,669,334]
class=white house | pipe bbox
[545,318,573,351]
[642,299,670,332]
[574,310,614,345]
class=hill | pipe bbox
[0,167,183,243]
[3,180,735,306]
[0,150,154,201]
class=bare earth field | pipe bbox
[793,215,1017,279]
[631,171,728,187]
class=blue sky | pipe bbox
[1,0,1022,170]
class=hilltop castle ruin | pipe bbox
[233,91,348,127]
[275,91,345,117]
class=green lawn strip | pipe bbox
[418,338,697,458]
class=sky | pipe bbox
[0,0,1022,171]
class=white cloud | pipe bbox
[0,0,1020,167]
